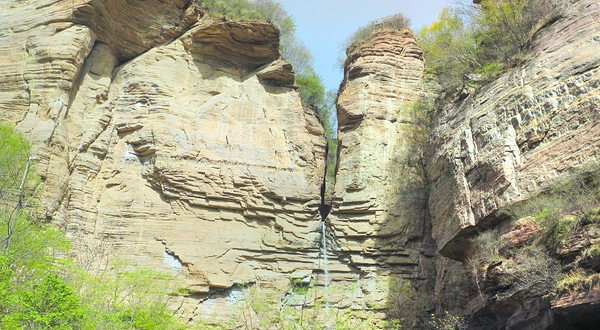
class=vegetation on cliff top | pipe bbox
[420,0,560,92]
[342,13,411,52]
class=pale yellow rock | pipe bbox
[0,0,326,321]
[328,29,437,309]
[427,0,600,259]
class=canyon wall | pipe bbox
[1,0,327,320]
[428,0,600,259]
[427,0,600,327]
[0,0,441,319]
[328,29,437,308]
[1,0,600,327]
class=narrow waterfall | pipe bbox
[321,220,330,321]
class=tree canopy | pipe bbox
[419,0,559,92]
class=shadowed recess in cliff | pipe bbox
[324,26,439,322]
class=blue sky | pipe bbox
[276,0,452,92]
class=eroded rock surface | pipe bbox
[426,0,600,327]
[328,29,437,308]
[427,0,600,259]
[1,0,326,320]
[2,0,600,327]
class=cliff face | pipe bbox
[2,0,600,327]
[427,0,600,327]
[329,29,437,307]
[428,0,600,259]
[1,0,326,320]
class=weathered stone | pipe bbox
[551,289,600,329]
[2,0,600,327]
[426,0,600,327]
[427,0,600,260]
[329,28,436,308]
[257,58,295,87]
[180,19,280,70]
[0,0,325,321]
[501,217,539,248]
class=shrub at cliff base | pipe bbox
[0,123,187,329]
[467,164,600,309]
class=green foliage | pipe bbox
[474,62,504,83]
[510,245,560,300]
[400,91,437,145]
[468,231,559,302]
[581,241,600,260]
[3,275,84,330]
[198,0,313,74]
[466,164,600,305]
[556,268,600,294]
[290,278,309,295]
[475,0,530,56]
[428,311,467,330]
[0,123,31,195]
[326,138,338,180]
[342,13,411,52]
[0,124,187,330]
[198,0,266,21]
[471,230,503,265]
[537,214,579,251]
[199,0,316,73]
[296,70,326,110]
[419,7,481,91]
[387,277,422,328]
[510,164,600,251]
[71,262,186,330]
[420,0,558,92]
[295,71,337,187]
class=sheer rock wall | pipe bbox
[426,0,600,325]
[1,0,326,320]
[2,0,600,326]
[427,0,600,262]
[329,29,437,308]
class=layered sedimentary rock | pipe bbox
[3,0,600,327]
[1,0,326,320]
[328,29,437,308]
[427,0,600,325]
[428,0,600,259]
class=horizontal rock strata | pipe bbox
[0,0,325,320]
[328,29,437,308]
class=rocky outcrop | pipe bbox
[2,0,600,327]
[328,29,437,308]
[1,0,326,320]
[427,0,600,258]
[426,0,600,326]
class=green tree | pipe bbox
[0,123,36,253]
[4,275,84,330]
[0,123,187,329]
[420,0,558,92]
[342,13,411,53]
[296,70,326,110]
[475,0,557,62]
[419,7,481,90]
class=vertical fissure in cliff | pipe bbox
[318,142,332,222]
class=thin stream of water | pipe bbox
[321,221,330,323]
